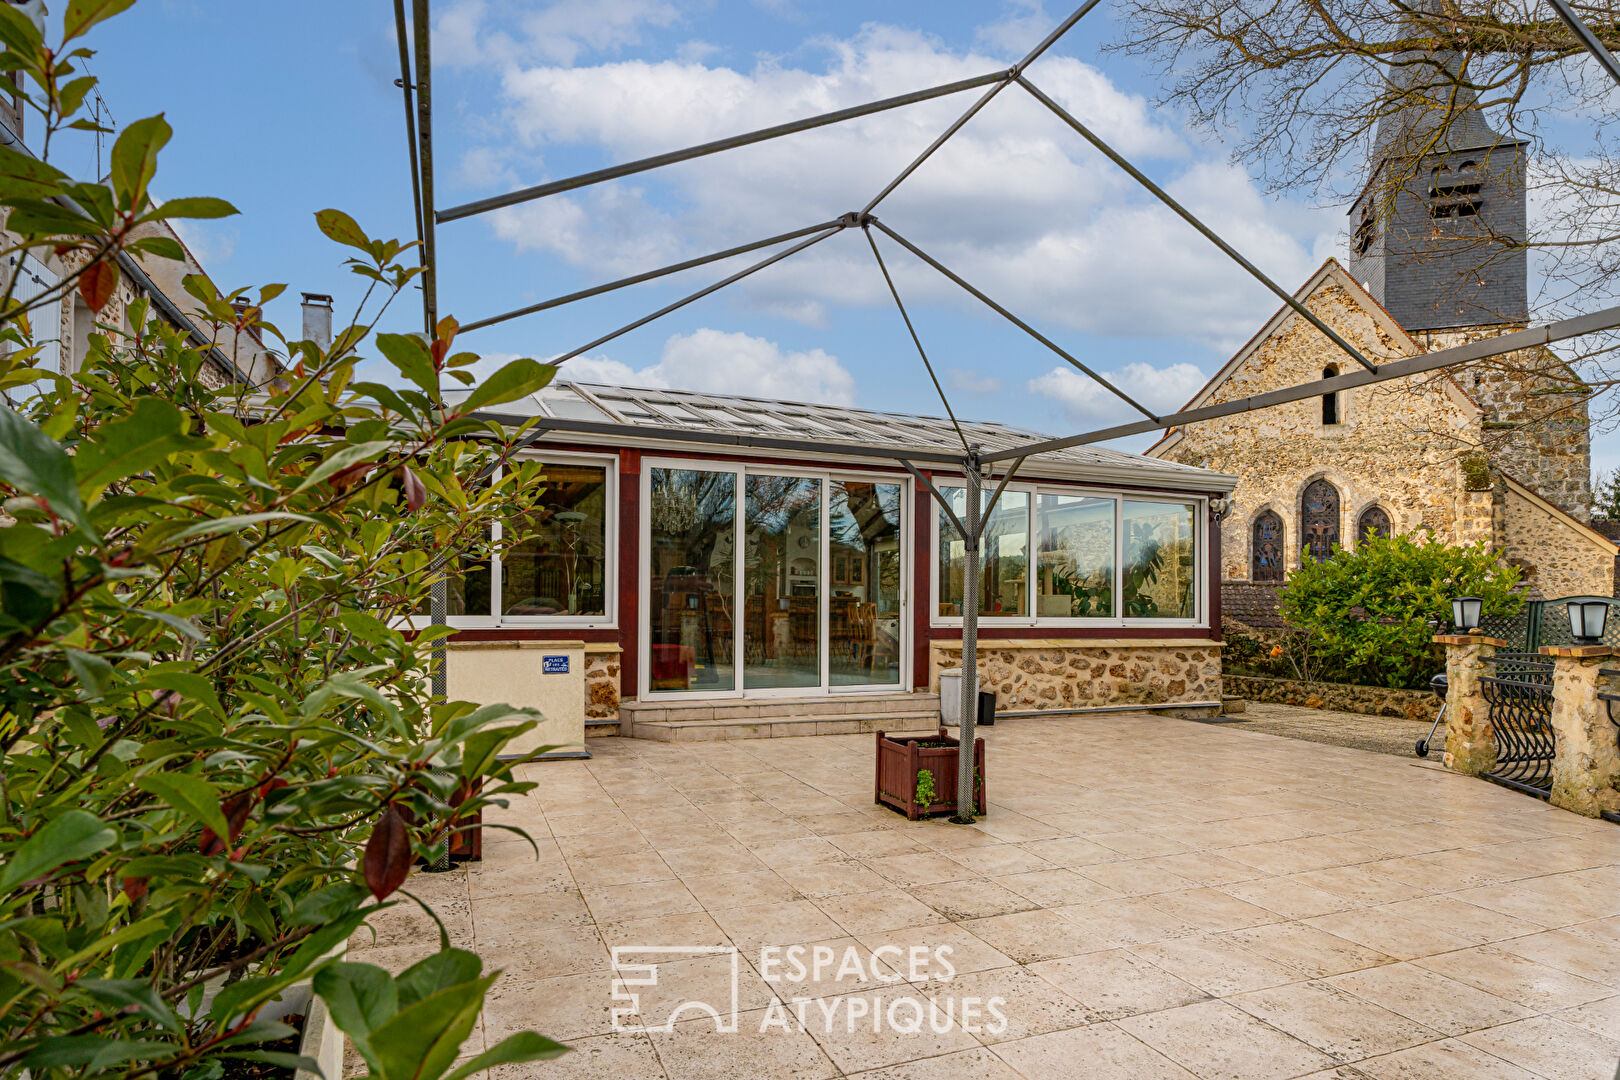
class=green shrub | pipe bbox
[0,6,564,1076]
[1279,533,1522,689]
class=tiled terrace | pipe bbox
[355,714,1620,1080]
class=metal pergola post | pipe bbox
[954,454,982,824]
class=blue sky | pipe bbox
[68,0,1614,474]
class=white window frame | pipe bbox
[929,479,1207,630]
[639,456,912,699]
[444,449,619,630]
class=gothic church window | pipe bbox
[1321,366,1339,425]
[1357,505,1391,544]
[1252,511,1284,582]
[1302,479,1340,563]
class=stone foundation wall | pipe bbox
[929,638,1221,710]
[1498,483,1615,598]
[584,645,621,724]
[1223,673,1437,721]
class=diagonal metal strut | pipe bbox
[863,225,972,454]
[460,220,845,333]
[437,70,1014,223]
[1547,0,1620,88]
[868,219,1158,421]
[547,220,847,365]
[1017,74,1381,375]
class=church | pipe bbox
[1148,69,1617,601]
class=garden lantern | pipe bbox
[1451,596,1482,633]
[1566,597,1611,645]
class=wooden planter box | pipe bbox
[874,728,985,820]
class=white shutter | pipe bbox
[7,252,61,372]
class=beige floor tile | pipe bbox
[848,1046,1025,1080]
[931,841,1053,877]
[995,867,1121,907]
[617,950,777,1029]
[1088,830,1199,858]
[1495,927,1620,988]
[566,851,674,889]
[1131,934,1305,996]
[990,1022,1199,1080]
[1137,851,1266,886]
[581,880,702,924]
[1459,1015,1620,1080]
[907,879,1038,921]
[600,911,731,951]
[465,854,576,899]
[1028,948,1209,1020]
[682,870,801,911]
[649,1006,839,1080]
[864,852,975,888]
[488,1031,664,1080]
[751,937,904,1000]
[1020,836,1121,868]
[798,990,982,1072]
[746,836,846,865]
[855,922,1017,980]
[1146,888,1283,933]
[817,887,948,937]
[1302,908,1471,961]
[796,812,892,836]
[1223,836,1384,877]
[1228,980,1439,1061]
[710,900,846,949]
[1415,945,1616,1011]
[829,830,929,859]
[482,969,618,1042]
[354,894,476,950]
[967,812,1065,843]
[1291,865,1429,907]
[958,909,1107,964]
[1351,1038,1540,1080]
[1372,896,1546,945]
[556,831,652,861]
[477,925,613,979]
[1116,999,1336,1080]
[922,964,1093,1043]
[1222,877,1357,920]
[662,842,768,878]
[1054,896,1203,949]
[775,860,889,899]
[1075,860,1202,898]
[1224,922,1395,978]
[1556,994,1620,1040]
[1325,962,1532,1036]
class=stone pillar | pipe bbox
[1541,645,1620,818]
[1432,634,1502,776]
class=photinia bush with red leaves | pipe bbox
[0,3,565,1076]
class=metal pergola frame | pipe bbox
[394,0,1620,820]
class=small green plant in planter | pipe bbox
[914,768,937,813]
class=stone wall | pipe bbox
[584,644,621,726]
[1163,280,1480,579]
[1418,329,1592,522]
[1498,483,1615,598]
[929,639,1221,711]
[1223,674,1438,722]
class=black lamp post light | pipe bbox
[1451,596,1483,634]
[1566,597,1613,646]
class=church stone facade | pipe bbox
[1150,66,1615,600]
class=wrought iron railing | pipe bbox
[1479,651,1554,798]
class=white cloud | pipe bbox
[170,217,236,269]
[436,0,683,67]
[453,23,1332,349]
[1027,361,1208,427]
[948,368,1002,394]
[563,327,856,404]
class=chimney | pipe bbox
[301,292,333,352]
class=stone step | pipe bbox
[626,711,946,742]
[621,692,940,725]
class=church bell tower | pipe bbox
[1346,49,1528,332]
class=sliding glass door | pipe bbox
[645,463,906,696]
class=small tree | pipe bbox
[0,4,564,1077]
[1279,533,1522,689]
[1593,468,1620,523]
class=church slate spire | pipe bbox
[1346,24,1528,332]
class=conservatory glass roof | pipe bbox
[458,381,1234,491]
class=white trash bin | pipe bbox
[938,667,962,726]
